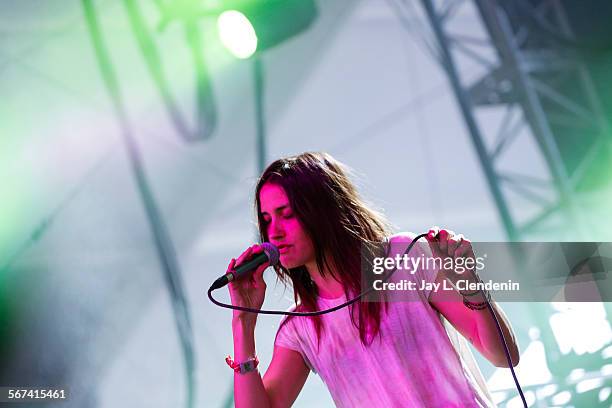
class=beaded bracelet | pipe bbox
[458,273,488,298]
[459,289,482,297]
[463,289,492,310]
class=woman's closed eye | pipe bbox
[261,210,293,226]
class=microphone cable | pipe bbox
[208,232,527,407]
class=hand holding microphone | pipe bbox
[211,243,279,321]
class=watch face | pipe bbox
[240,360,255,374]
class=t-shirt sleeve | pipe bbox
[274,316,300,351]
[274,315,316,373]
[388,231,441,302]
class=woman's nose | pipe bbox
[269,219,285,239]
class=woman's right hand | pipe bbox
[227,244,270,324]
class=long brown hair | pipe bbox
[255,152,392,345]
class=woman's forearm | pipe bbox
[470,298,520,367]
[232,319,271,408]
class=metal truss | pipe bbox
[418,3,612,407]
[419,0,612,241]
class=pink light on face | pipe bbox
[259,183,315,269]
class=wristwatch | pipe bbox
[226,355,260,374]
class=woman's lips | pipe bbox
[278,245,291,254]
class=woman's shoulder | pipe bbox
[277,302,308,328]
[387,231,429,247]
[385,231,429,257]
[388,231,420,243]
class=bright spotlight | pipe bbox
[216,0,317,59]
[217,10,258,59]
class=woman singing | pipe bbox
[225,152,519,407]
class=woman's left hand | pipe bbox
[425,226,477,280]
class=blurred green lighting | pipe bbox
[217,10,258,59]
[216,0,316,59]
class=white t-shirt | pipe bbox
[274,232,496,407]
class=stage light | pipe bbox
[216,0,317,58]
[217,10,258,59]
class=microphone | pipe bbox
[209,243,280,290]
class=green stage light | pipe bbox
[217,10,258,59]
[217,0,317,58]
